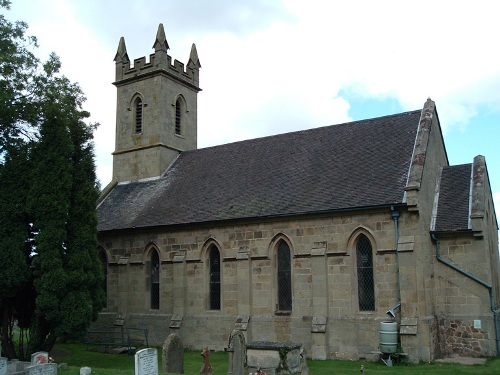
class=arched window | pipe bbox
[135,97,143,133]
[175,98,182,135]
[277,240,292,311]
[209,246,221,310]
[357,234,375,311]
[98,250,108,307]
[150,250,160,309]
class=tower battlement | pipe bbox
[111,23,201,183]
[114,24,201,89]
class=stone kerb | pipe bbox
[162,334,184,374]
[135,348,158,375]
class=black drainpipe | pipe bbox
[431,233,500,356]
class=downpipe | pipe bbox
[389,207,401,316]
[431,233,500,356]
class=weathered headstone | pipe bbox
[162,334,184,374]
[0,357,7,375]
[200,346,212,375]
[31,352,49,365]
[246,342,303,375]
[80,366,91,375]
[7,359,31,375]
[135,348,158,375]
[27,363,57,375]
[227,330,245,375]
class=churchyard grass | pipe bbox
[51,342,500,375]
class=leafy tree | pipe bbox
[0,0,40,152]
[0,1,105,358]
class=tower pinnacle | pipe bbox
[114,37,129,64]
[188,43,201,69]
[153,23,169,52]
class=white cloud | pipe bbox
[4,0,500,194]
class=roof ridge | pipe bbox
[191,109,422,154]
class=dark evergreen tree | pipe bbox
[0,143,33,359]
[55,86,105,341]
[0,1,104,358]
[27,74,75,351]
[27,55,105,353]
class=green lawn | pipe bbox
[51,342,500,375]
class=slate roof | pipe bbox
[97,110,422,231]
[434,164,472,232]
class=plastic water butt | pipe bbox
[380,321,398,353]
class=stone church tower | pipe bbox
[112,24,201,182]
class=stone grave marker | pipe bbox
[7,359,31,375]
[227,330,245,375]
[135,348,158,375]
[200,346,212,375]
[31,352,49,365]
[27,363,58,375]
[0,357,7,375]
[80,366,91,375]
[162,334,184,374]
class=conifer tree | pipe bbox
[0,1,105,358]
[0,144,33,359]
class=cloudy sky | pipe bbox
[5,0,500,222]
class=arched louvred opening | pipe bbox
[209,246,221,310]
[135,97,143,133]
[277,240,292,311]
[357,234,375,311]
[150,250,160,310]
[175,98,182,135]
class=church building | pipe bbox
[96,24,500,362]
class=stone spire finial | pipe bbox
[153,23,170,52]
[114,37,130,64]
[188,43,201,69]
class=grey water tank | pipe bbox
[380,321,398,353]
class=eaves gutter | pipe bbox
[98,203,408,235]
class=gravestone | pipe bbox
[200,347,212,375]
[80,367,91,375]
[7,359,31,375]
[30,352,49,365]
[0,357,7,375]
[246,342,304,375]
[162,334,184,374]
[135,348,158,375]
[27,363,57,375]
[227,330,245,375]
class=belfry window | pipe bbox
[135,97,143,133]
[277,240,292,311]
[209,246,221,310]
[357,234,375,311]
[150,250,160,310]
[175,98,182,135]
